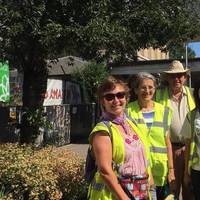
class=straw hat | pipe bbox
[163,60,190,74]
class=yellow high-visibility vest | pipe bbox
[128,101,172,186]
[88,117,151,200]
[155,86,196,176]
[155,86,195,112]
[188,109,199,174]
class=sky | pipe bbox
[188,42,200,57]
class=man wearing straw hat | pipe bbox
[155,60,195,200]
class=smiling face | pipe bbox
[101,84,127,117]
[135,78,155,103]
[166,73,187,92]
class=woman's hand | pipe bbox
[168,168,176,193]
[149,173,154,187]
[165,132,176,192]
[168,168,175,183]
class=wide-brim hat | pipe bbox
[163,60,190,74]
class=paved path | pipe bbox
[60,143,89,159]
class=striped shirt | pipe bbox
[142,110,154,128]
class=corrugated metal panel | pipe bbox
[47,56,87,76]
[110,59,200,75]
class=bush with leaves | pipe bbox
[55,150,87,200]
[0,144,87,200]
[72,61,110,102]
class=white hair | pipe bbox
[134,72,157,89]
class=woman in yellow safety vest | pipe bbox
[88,76,153,200]
[184,80,200,200]
[128,72,175,200]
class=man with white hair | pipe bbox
[155,60,195,200]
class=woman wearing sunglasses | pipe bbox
[87,76,153,200]
[128,72,175,200]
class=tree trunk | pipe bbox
[20,58,48,144]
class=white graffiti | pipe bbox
[0,75,9,102]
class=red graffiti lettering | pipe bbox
[49,89,62,99]
[44,91,48,98]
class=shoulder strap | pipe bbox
[101,120,112,139]
[100,120,120,170]
[88,120,113,158]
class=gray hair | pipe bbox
[134,72,157,89]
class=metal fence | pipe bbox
[0,103,99,146]
[70,103,100,142]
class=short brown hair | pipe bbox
[97,76,129,100]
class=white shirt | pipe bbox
[169,88,190,143]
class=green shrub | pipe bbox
[55,150,88,200]
[0,144,88,200]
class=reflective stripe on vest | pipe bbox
[91,179,104,191]
[157,86,195,112]
[135,118,163,127]
[150,146,167,154]
[185,86,195,111]
[188,109,199,174]
[134,107,169,137]
[89,119,151,197]
[163,107,169,135]
[88,122,125,198]
[135,120,164,129]
[128,101,170,186]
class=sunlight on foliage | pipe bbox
[72,61,110,102]
[0,144,87,200]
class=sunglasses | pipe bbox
[103,92,126,101]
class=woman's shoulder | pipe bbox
[89,121,112,144]
[91,121,111,133]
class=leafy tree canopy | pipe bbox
[1,0,200,143]
[62,0,200,61]
[72,61,110,102]
[1,0,200,64]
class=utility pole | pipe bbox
[185,43,192,88]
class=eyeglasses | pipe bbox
[139,86,155,92]
[103,92,126,101]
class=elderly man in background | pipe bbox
[155,60,195,200]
